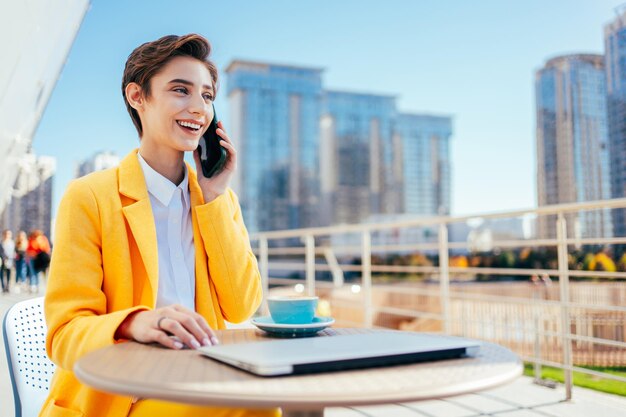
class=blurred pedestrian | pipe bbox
[14,230,28,292]
[530,274,540,286]
[1,230,15,293]
[26,229,51,293]
[540,273,552,300]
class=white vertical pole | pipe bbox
[438,223,451,334]
[362,231,373,328]
[533,290,542,383]
[323,247,345,288]
[259,237,269,315]
[305,235,316,297]
[557,213,573,400]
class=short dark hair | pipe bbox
[122,34,219,136]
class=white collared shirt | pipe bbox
[137,152,196,311]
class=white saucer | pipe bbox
[251,316,335,337]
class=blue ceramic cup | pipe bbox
[267,296,319,324]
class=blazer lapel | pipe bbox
[119,150,159,306]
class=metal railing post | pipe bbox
[362,231,373,328]
[323,247,345,288]
[304,235,316,297]
[532,290,542,384]
[438,223,451,334]
[557,213,573,400]
[259,237,269,315]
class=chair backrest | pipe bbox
[3,297,55,417]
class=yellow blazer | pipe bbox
[40,149,263,417]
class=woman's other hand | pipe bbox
[115,305,219,350]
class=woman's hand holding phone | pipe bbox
[193,120,237,203]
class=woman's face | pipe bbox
[138,55,215,153]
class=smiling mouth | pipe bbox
[177,120,203,132]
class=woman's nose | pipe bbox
[188,93,208,115]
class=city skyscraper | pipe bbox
[0,154,56,238]
[75,150,120,178]
[605,9,626,238]
[227,59,454,231]
[225,60,323,232]
[536,54,612,239]
[320,91,400,225]
[395,114,453,216]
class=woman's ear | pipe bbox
[125,82,144,111]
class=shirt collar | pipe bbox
[137,152,190,208]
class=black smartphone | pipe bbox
[196,104,227,178]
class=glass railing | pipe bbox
[250,198,626,400]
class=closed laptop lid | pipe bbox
[199,332,481,376]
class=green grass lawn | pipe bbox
[524,363,626,397]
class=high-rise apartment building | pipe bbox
[0,154,55,238]
[536,54,612,239]
[75,151,120,178]
[605,9,626,238]
[395,114,453,216]
[225,61,323,232]
[320,91,399,225]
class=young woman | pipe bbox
[42,34,278,417]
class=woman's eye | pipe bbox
[203,94,214,101]
[173,87,188,94]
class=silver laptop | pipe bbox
[198,332,481,376]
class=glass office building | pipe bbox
[320,91,399,225]
[225,61,323,232]
[395,114,453,216]
[227,61,454,231]
[605,10,626,238]
[536,54,612,239]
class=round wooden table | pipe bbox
[74,328,522,417]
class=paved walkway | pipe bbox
[327,377,626,416]
[2,287,625,417]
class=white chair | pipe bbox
[3,297,55,417]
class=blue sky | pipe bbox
[34,0,619,219]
